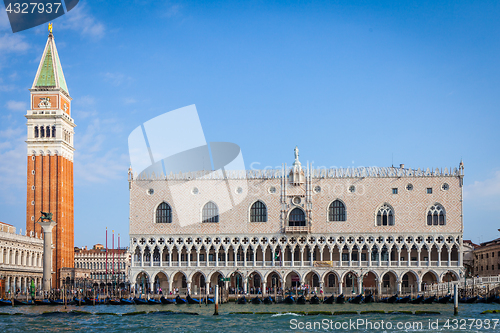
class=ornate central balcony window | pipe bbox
[289,208,306,227]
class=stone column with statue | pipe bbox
[37,212,56,292]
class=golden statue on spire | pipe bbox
[48,23,53,34]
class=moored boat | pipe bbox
[309,295,320,304]
[410,295,424,304]
[437,295,451,304]
[13,299,30,306]
[0,299,12,306]
[160,296,174,305]
[296,295,306,304]
[120,298,134,305]
[237,296,247,304]
[364,294,374,303]
[108,299,122,305]
[397,295,411,304]
[323,295,335,304]
[284,295,295,304]
[349,294,363,304]
[134,297,148,305]
[175,296,187,304]
[423,295,436,304]
[34,299,51,306]
[186,295,200,304]
[251,297,262,304]
[263,296,274,304]
[148,298,162,305]
[335,294,345,304]
[386,294,398,304]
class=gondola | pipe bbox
[410,295,424,304]
[175,295,187,304]
[364,294,374,303]
[297,295,306,304]
[108,299,122,305]
[284,295,295,304]
[148,298,162,305]
[160,296,174,305]
[464,296,478,304]
[397,295,411,304]
[309,295,320,304]
[35,299,51,306]
[423,295,436,304]
[335,294,345,304]
[486,294,499,304]
[83,297,96,305]
[437,295,451,304]
[186,295,200,304]
[263,296,274,304]
[134,297,148,305]
[251,297,262,304]
[349,294,363,304]
[120,298,134,305]
[13,299,31,306]
[49,299,65,306]
[73,297,85,306]
[0,299,12,306]
[323,295,335,304]
[386,294,399,304]
[203,298,215,304]
[237,296,247,304]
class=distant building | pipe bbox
[462,240,478,277]
[0,221,43,294]
[74,244,131,287]
[473,236,500,277]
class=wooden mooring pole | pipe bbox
[213,285,219,315]
[454,284,458,315]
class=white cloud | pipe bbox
[464,170,500,211]
[0,33,30,53]
[6,100,27,112]
[58,3,105,39]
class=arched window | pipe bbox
[250,201,267,222]
[427,204,446,225]
[328,200,346,221]
[156,202,172,223]
[202,202,219,223]
[52,126,56,138]
[34,126,39,138]
[289,208,306,226]
[40,126,45,138]
[376,204,394,226]
[46,126,50,138]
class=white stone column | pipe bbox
[458,246,462,266]
[196,251,200,267]
[377,280,382,296]
[205,282,210,296]
[224,251,228,267]
[357,277,362,294]
[300,249,304,267]
[368,247,372,267]
[187,249,191,267]
[216,249,219,267]
[339,280,343,295]
[320,247,324,261]
[178,252,181,267]
[168,280,173,294]
[447,248,451,267]
[262,282,267,296]
[243,249,247,267]
[417,249,421,267]
[437,247,441,267]
[168,252,172,267]
[397,249,401,267]
[159,250,164,267]
[329,249,333,262]
[243,278,248,294]
[253,248,256,267]
[407,249,410,267]
[397,280,402,294]
[187,281,191,295]
[37,221,56,292]
[291,249,294,267]
[272,248,276,267]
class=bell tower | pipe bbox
[26,26,75,288]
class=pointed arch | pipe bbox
[202,201,219,223]
[376,203,394,226]
[249,200,267,222]
[288,207,306,226]
[328,199,346,221]
[426,203,446,226]
[155,202,172,223]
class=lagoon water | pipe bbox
[0,302,498,332]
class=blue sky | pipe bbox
[0,0,499,247]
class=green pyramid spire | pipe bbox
[33,33,69,95]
